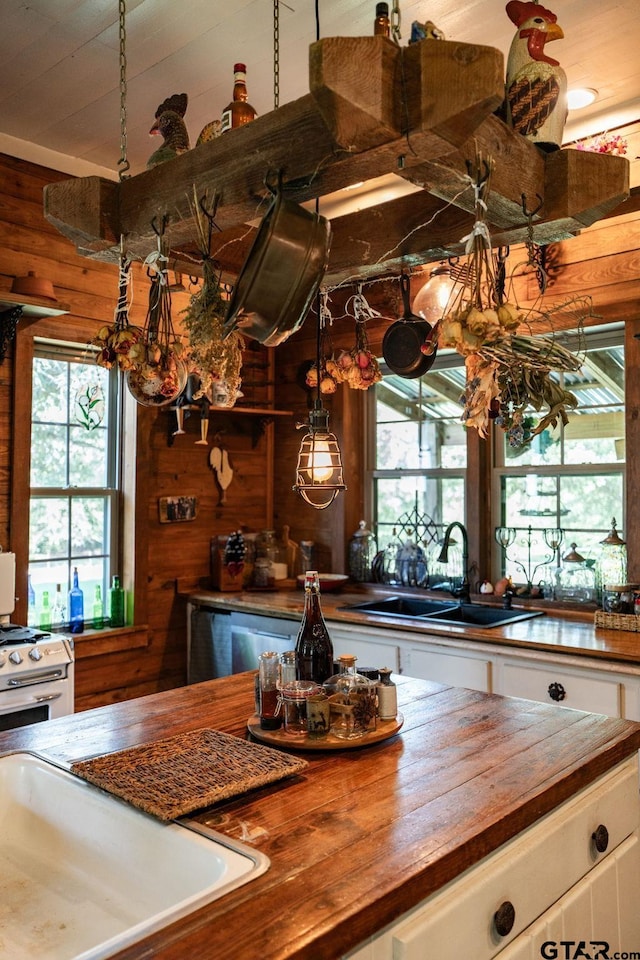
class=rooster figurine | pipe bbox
[505,0,567,151]
[146,93,190,169]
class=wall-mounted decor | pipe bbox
[158,495,197,523]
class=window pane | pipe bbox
[29,497,70,560]
[375,476,464,548]
[71,497,109,556]
[32,357,68,423]
[31,423,68,487]
[68,423,109,486]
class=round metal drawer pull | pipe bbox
[494,900,516,937]
[548,682,566,702]
[592,824,609,853]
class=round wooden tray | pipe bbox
[247,713,403,751]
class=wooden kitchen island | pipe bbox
[1,673,639,959]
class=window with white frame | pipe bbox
[369,351,468,585]
[492,325,625,593]
[28,340,120,627]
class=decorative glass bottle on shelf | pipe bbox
[52,583,66,631]
[39,590,52,631]
[295,571,334,684]
[373,2,390,36]
[348,520,378,582]
[108,575,125,628]
[596,518,627,604]
[68,567,84,634]
[220,63,257,132]
[324,655,377,740]
[93,584,105,630]
[27,574,37,627]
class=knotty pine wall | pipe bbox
[0,153,275,710]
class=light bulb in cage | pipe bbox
[293,404,346,510]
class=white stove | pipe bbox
[0,552,75,729]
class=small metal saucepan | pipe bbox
[382,273,438,378]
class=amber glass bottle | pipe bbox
[221,63,257,132]
[374,2,390,37]
[295,571,334,684]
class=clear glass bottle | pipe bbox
[295,571,334,684]
[93,584,105,629]
[348,520,378,582]
[374,2,390,36]
[554,544,597,603]
[220,63,257,132]
[324,655,377,740]
[39,589,52,631]
[68,567,84,634]
[108,575,125,628]
[51,582,66,630]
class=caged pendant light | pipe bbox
[293,295,346,510]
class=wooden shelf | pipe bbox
[43,37,630,288]
[0,293,70,362]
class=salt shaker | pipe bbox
[377,667,397,720]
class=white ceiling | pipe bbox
[0,0,639,186]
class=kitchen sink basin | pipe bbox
[342,597,544,628]
[0,752,269,960]
[341,597,461,618]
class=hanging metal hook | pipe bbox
[199,192,220,224]
[521,193,544,219]
[151,214,169,238]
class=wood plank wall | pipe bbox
[1,152,639,711]
[0,153,274,710]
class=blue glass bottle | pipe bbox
[68,567,84,634]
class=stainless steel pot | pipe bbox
[223,184,331,347]
[382,273,438,378]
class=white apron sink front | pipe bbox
[0,752,269,960]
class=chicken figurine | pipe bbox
[505,0,567,151]
[146,93,190,169]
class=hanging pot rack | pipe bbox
[43,36,630,289]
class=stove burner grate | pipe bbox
[0,624,50,644]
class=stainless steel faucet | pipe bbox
[436,521,471,603]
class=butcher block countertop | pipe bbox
[187,585,640,667]
[1,673,639,960]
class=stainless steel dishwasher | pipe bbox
[187,603,300,683]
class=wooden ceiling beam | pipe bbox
[42,36,630,287]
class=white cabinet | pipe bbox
[498,659,622,716]
[344,756,640,960]
[403,644,492,692]
[330,624,401,673]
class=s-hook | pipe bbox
[521,193,547,295]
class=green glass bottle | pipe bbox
[108,575,125,628]
[93,584,104,630]
[39,590,52,630]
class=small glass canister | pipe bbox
[258,651,282,730]
[324,655,377,740]
[306,690,331,738]
[279,650,297,688]
[279,680,321,737]
[348,520,378,582]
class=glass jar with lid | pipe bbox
[323,655,377,740]
[348,520,378,582]
[554,543,597,602]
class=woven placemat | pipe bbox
[70,728,308,821]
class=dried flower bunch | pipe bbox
[576,132,628,156]
[93,250,141,371]
[436,156,585,446]
[181,189,244,404]
[305,291,382,393]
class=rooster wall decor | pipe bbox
[505,0,567,151]
[147,93,191,168]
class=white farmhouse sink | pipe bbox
[0,752,269,960]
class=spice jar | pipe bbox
[324,655,377,740]
[279,680,321,737]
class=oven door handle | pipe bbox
[33,692,63,703]
[7,670,64,687]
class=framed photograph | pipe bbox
[158,495,198,523]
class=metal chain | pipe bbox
[273,0,280,111]
[117,0,130,180]
[391,0,401,43]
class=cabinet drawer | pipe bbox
[390,757,639,960]
[500,661,621,716]
[406,646,491,692]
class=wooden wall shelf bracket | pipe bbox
[43,37,630,288]
[0,294,71,363]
